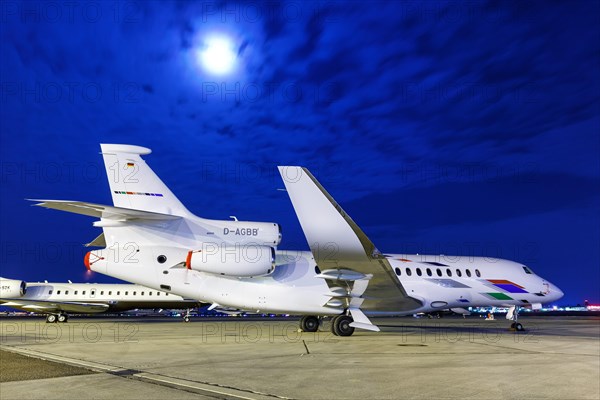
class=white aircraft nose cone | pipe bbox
[554,286,564,300]
[548,283,564,301]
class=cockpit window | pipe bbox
[522,266,533,274]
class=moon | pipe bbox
[198,36,237,75]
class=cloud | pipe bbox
[344,172,600,231]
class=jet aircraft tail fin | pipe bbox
[99,144,191,217]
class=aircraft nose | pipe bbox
[548,283,564,301]
[553,285,564,300]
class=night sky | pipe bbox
[1,1,598,306]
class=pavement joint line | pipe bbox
[130,371,296,400]
[133,374,272,400]
[1,345,119,373]
[0,345,293,400]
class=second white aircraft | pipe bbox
[0,277,201,322]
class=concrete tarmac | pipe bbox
[0,316,598,400]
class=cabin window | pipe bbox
[101,291,104,295]
[466,269,472,277]
[475,269,481,277]
[125,291,129,295]
[446,268,452,277]
[74,291,78,295]
[57,290,61,295]
[91,290,95,295]
[149,292,152,296]
[456,269,462,277]
[65,290,69,295]
[406,268,412,276]
[133,291,137,295]
[117,291,120,295]
[522,266,533,274]
[416,268,422,276]
[49,290,53,295]
[82,291,86,295]
[395,267,401,276]
[156,292,160,296]
[141,292,145,296]
[426,268,432,276]
[108,291,112,295]
[436,268,442,277]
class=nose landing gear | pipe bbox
[506,306,525,331]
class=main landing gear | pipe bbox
[507,306,525,331]
[299,315,319,332]
[46,313,68,323]
[298,314,356,336]
[330,315,354,337]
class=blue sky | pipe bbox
[1,1,598,305]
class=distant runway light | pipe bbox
[198,35,237,75]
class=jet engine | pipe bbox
[0,278,27,298]
[212,221,282,246]
[185,244,276,277]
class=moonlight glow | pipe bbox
[198,36,237,75]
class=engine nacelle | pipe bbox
[209,220,282,246]
[185,244,275,277]
[0,278,27,298]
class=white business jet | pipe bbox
[0,277,201,322]
[30,144,563,335]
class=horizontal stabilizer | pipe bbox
[29,200,181,221]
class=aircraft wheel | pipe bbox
[46,314,57,323]
[57,314,67,323]
[515,323,524,331]
[183,316,190,323]
[333,315,355,337]
[330,316,341,335]
[300,316,319,332]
